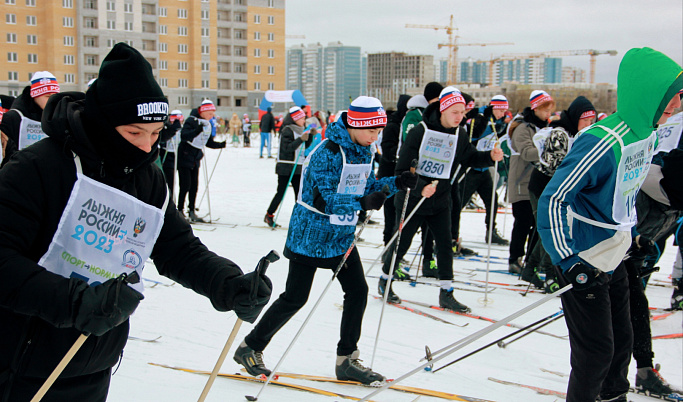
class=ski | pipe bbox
[540,368,567,377]
[149,363,363,400]
[142,278,176,288]
[370,295,468,327]
[454,256,507,266]
[651,312,677,321]
[652,333,683,340]
[367,275,495,294]
[487,377,567,398]
[190,225,217,232]
[402,299,568,340]
[631,387,683,401]
[241,369,493,401]
[128,335,162,343]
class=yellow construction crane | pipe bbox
[490,49,617,84]
[406,15,513,85]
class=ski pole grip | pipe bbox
[250,250,280,299]
[409,159,418,174]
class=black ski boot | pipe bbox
[233,341,271,377]
[597,393,628,402]
[378,277,401,304]
[521,266,545,290]
[188,210,206,223]
[335,350,386,386]
[439,288,471,313]
[635,364,674,397]
[263,213,280,228]
[422,259,438,278]
[392,266,411,281]
[489,228,509,246]
[671,278,683,310]
[508,257,523,274]
[452,239,476,256]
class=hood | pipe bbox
[422,102,457,134]
[522,106,548,129]
[11,86,44,121]
[327,113,373,155]
[390,94,411,124]
[614,47,682,135]
[407,94,428,109]
[478,105,494,120]
[551,96,595,136]
[189,108,200,119]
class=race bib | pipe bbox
[416,125,457,179]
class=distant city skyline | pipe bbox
[285,0,682,85]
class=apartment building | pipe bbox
[0,0,284,116]
[366,52,434,108]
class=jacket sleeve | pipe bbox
[151,203,243,312]
[380,122,399,164]
[456,126,495,169]
[280,127,303,155]
[0,149,81,329]
[537,134,614,271]
[160,120,180,143]
[400,110,422,143]
[512,124,540,163]
[180,117,202,142]
[0,110,21,145]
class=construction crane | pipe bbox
[489,49,617,84]
[406,15,513,85]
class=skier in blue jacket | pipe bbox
[234,96,417,385]
[538,47,682,402]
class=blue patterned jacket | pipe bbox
[285,118,399,258]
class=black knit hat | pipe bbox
[85,43,168,128]
[423,82,444,103]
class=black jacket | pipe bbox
[0,86,43,167]
[259,111,275,133]
[378,95,410,179]
[275,114,312,176]
[395,102,494,215]
[0,92,242,382]
[177,109,224,169]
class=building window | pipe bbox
[5,0,15,4]
[201,45,209,55]
[178,96,188,105]
[178,44,188,54]
[254,82,260,90]
[267,33,274,41]
[8,71,18,81]
[84,17,96,28]
[106,20,115,30]
[268,65,274,75]
[178,61,188,71]
[254,65,260,74]
[268,15,274,25]
[7,52,17,62]
[64,36,75,46]
[158,7,166,17]
[159,25,167,34]
[26,15,36,25]
[234,29,244,39]
[64,54,74,65]
[201,27,209,37]
[254,14,260,24]
[268,49,274,58]
[159,78,167,87]
[254,31,260,41]
[124,22,133,31]
[6,14,16,24]
[234,80,244,90]
[201,80,209,89]
[159,60,167,70]
[234,12,243,22]
[62,0,72,7]
[27,53,37,63]
[63,16,73,27]
[27,34,36,44]
[159,42,167,52]
[178,9,187,19]
[64,73,74,83]
[201,9,209,19]
[106,1,115,11]
[234,63,244,73]
[84,36,97,47]
[268,82,274,90]
[106,39,115,47]
[254,48,261,57]
[267,0,274,7]
[85,54,98,65]
[202,62,210,72]
[178,26,187,36]
[178,79,188,88]
[6,33,16,43]
[124,3,132,13]
[26,0,35,6]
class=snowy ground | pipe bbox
[108,137,682,402]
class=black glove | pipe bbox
[661,149,683,210]
[227,271,273,324]
[563,262,609,291]
[359,191,387,211]
[71,275,144,336]
[633,235,658,257]
[395,171,418,191]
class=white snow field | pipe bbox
[107,139,682,402]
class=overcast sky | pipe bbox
[284,0,682,85]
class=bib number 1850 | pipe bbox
[420,160,444,176]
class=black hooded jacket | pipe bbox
[394,102,494,215]
[275,113,312,176]
[0,86,44,167]
[0,92,242,382]
[177,109,225,169]
[378,94,411,178]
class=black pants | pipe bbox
[267,174,301,215]
[383,206,453,281]
[245,248,368,356]
[0,368,110,402]
[382,194,397,245]
[450,179,462,241]
[178,164,200,212]
[243,130,251,146]
[458,169,499,231]
[526,189,554,276]
[509,200,535,263]
[160,150,176,194]
[557,263,632,401]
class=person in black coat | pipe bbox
[158,110,183,195]
[259,107,275,158]
[264,106,312,227]
[0,43,271,402]
[177,100,225,222]
[380,87,503,311]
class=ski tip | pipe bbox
[245,396,257,401]
[409,282,417,287]
[424,366,432,372]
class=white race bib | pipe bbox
[415,123,457,179]
[17,111,47,150]
[613,132,656,226]
[655,112,683,155]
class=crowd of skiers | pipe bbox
[0,41,680,402]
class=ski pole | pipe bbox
[199,250,280,402]
[246,195,386,402]
[497,313,564,349]
[371,160,417,368]
[272,146,305,229]
[198,148,223,213]
[359,284,572,402]
[432,310,564,373]
[481,143,500,306]
[31,272,140,402]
